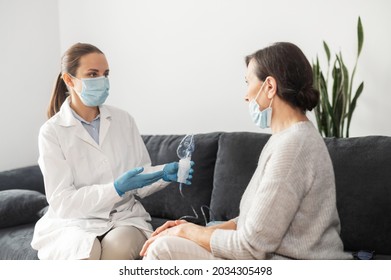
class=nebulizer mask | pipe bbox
[176,135,216,225]
[176,134,195,197]
[177,134,195,184]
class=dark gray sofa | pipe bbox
[1,132,390,260]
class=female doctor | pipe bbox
[31,43,192,260]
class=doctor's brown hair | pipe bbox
[245,42,319,112]
[47,43,104,118]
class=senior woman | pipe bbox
[139,42,352,260]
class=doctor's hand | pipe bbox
[162,161,195,185]
[114,167,164,196]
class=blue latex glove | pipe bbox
[163,161,195,185]
[114,167,164,196]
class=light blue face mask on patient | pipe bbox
[71,75,110,107]
[248,80,273,129]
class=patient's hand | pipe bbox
[151,219,188,237]
[140,221,216,257]
[140,220,190,256]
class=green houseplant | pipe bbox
[312,17,364,138]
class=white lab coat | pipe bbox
[31,98,168,259]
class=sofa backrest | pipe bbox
[325,136,391,255]
[210,132,270,221]
[0,165,44,194]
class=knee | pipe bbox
[102,238,123,253]
[101,227,146,260]
[101,237,135,260]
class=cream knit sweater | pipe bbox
[210,121,352,259]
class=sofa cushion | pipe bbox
[140,133,221,225]
[325,136,391,255]
[0,165,45,194]
[0,189,48,229]
[0,223,38,260]
[210,132,271,221]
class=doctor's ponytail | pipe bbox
[46,43,104,119]
[47,73,67,118]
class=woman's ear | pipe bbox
[62,73,74,88]
[266,76,277,99]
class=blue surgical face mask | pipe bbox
[72,75,110,107]
[248,80,273,129]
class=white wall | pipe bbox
[0,0,60,171]
[1,0,391,171]
[58,0,391,137]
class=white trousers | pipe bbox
[87,226,147,260]
[143,236,222,260]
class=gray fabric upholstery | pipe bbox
[0,165,45,194]
[210,132,270,221]
[0,223,39,260]
[0,189,48,229]
[325,136,391,255]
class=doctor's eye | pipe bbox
[88,72,98,78]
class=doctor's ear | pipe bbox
[62,73,74,88]
[265,76,277,99]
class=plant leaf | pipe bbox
[331,58,342,108]
[319,72,333,137]
[323,41,331,64]
[346,81,364,137]
[348,81,364,121]
[338,53,350,136]
[313,61,324,134]
[357,16,364,57]
[339,54,349,96]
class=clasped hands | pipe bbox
[139,219,189,257]
[139,219,215,257]
[114,161,194,196]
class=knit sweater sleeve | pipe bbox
[210,133,313,259]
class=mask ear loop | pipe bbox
[66,74,83,95]
[268,97,274,108]
[253,78,269,105]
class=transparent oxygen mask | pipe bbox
[176,134,197,221]
[176,135,216,224]
[176,134,195,184]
